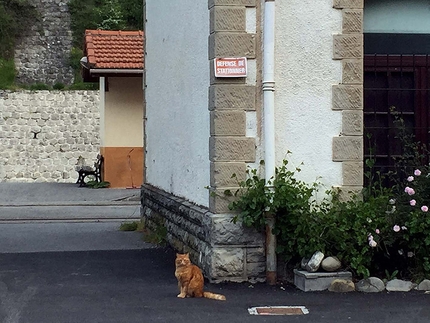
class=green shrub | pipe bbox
[227,150,430,280]
[53,82,65,90]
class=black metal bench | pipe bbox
[76,154,103,187]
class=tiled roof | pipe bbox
[84,30,144,70]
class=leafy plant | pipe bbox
[228,158,334,265]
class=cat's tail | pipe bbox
[203,291,226,301]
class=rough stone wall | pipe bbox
[141,184,266,283]
[14,0,74,86]
[0,90,100,182]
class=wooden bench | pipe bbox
[76,154,103,187]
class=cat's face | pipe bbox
[175,253,191,267]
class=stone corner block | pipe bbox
[209,187,238,214]
[209,213,265,245]
[209,0,256,9]
[332,136,363,161]
[209,85,256,110]
[333,34,363,60]
[207,247,245,282]
[342,161,363,186]
[332,84,363,110]
[209,136,256,162]
[210,161,246,187]
[342,9,363,34]
[342,110,363,135]
[209,32,256,60]
[332,185,363,202]
[210,6,246,33]
[333,0,363,9]
[342,59,363,84]
[210,110,246,136]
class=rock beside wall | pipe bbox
[0,90,100,182]
[14,0,74,86]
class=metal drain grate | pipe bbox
[248,306,309,316]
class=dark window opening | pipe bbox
[364,35,430,185]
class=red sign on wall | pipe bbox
[214,57,247,78]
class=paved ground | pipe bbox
[0,182,141,222]
[0,183,429,323]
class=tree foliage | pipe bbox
[68,0,143,48]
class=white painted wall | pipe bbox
[145,0,210,206]
[272,0,343,188]
[365,0,430,34]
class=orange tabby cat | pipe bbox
[175,253,226,301]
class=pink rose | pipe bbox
[410,199,417,206]
[375,229,380,234]
[405,187,415,196]
[407,176,414,182]
[414,169,422,176]
[421,206,428,212]
[393,225,401,232]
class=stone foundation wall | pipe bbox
[0,90,100,182]
[141,184,266,283]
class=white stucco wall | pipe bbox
[145,0,210,206]
[365,0,430,34]
[273,0,343,188]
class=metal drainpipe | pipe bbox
[263,0,277,285]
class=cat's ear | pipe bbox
[185,253,190,257]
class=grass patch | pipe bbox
[0,58,16,89]
[119,221,139,231]
[86,180,110,189]
[119,220,167,246]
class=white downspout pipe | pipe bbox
[263,0,277,285]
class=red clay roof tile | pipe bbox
[84,30,144,70]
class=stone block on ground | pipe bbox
[294,269,352,292]
[356,277,385,293]
[328,279,355,293]
[305,251,324,272]
[386,279,416,292]
[417,279,430,291]
[321,256,341,272]
[301,257,309,270]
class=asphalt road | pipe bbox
[0,247,429,323]
[0,183,429,323]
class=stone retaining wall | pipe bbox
[141,184,266,283]
[14,0,74,86]
[0,90,100,182]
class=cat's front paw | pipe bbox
[177,293,186,298]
